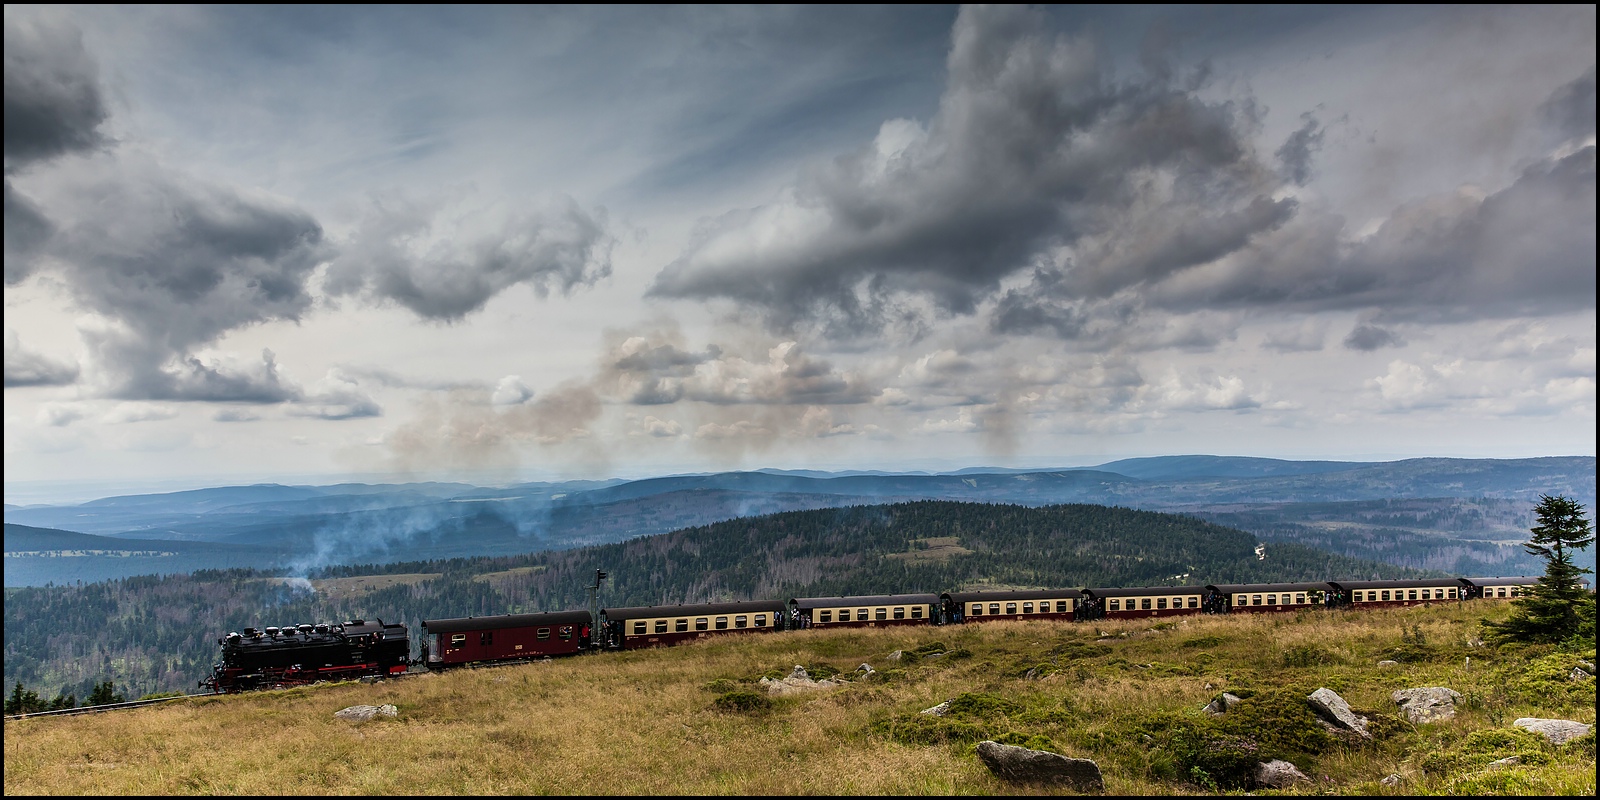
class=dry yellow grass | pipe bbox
[5,602,1594,796]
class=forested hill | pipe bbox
[480,501,1426,610]
[4,501,1421,699]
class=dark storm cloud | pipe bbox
[3,8,107,285]
[4,329,79,387]
[1275,113,1325,186]
[650,5,1292,337]
[3,9,108,173]
[325,196,614,322]
[1538,66,1596,142]
[1343,324,1404,352]
[48,162,330,402]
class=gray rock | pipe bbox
[1203,692,1245,716]
[1513,718,1594,746]
[856,663,875,675]
[975,741,1103,791]
[334,704,397,722]
[1307,688,1371,738]
[1377,660,1400,668]
[887,650,904,661]
[1391,687,1462,724]
[921,701,952,717]
[1488,756,1521,768]
[1380,774,1402,787]
[1578,660,1595,673]
[789,665,809,680]
[1570,667,1593,682]
[1251,759,1309,789]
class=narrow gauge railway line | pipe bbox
[5,692,212,721]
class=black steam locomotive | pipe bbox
[201,618,410,693]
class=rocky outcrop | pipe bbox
[975,741,1103,791]
[1251,759,1309,789]
[758,665,847,696]
[1513,718,1594,746]
[921,700,952,717]
[1391,687,1461,724]
[334,704,397,721]
[1307,688,1371,739]
[1202,692,1244,716]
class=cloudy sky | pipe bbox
[4,5,1594,499]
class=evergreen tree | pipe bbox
[1485,495,1595,645]
[86,680,126,707]
[5,681,44,715]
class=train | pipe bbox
[201,574,1540,693]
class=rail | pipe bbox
[5,692,213,721]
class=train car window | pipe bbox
[560,626,574,640]
[695,618,709,631]
[1296,594,1307,604]
[819,611,833,623]
[734,615,748,628]
[1406,590,1415,600]
[537,628,551,640]
[655,620,668,634]
[1380,590,1390,601]
[1251,595,1261,605]
[1266,595,1277,605]
[1023,602,1034,614]
[838,609,851,621]
[481,631,494,646]
[675,619,688,632]
[632,622,646,635]
[450,633,466,649]
[1508,587,1519,597]
[970,605,982,616]
[1152,598,1164,610]
[1058,601,1070,613]
[1006,603,1018,614]
[1109,600,1120,611]
[911,606,923,618]
[988,603,1000,615]
[1186,597,1197,608]
[1141,598,1152,610]
[875,608,887,621]
[715,617,729,630]
[755,615,767,627]
[857,609,868,619]
[893,607,906,620]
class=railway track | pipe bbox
[5,692,215,721]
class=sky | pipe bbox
[4,5,1595,501]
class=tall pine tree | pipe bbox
[1485,494,1595,645]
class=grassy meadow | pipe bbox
[4,601,1594,795]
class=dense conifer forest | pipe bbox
[3,501,1422,698]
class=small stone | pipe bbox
[1514,718,1594,746]
[856,663,874,675]
[975,741,1103,791]
[887,650,904,661]
[1569,667,1593,682]
[789,665,809,680]
[333,704,397,722]
[1391,687,1462,724]
[1377,660,1400,668]
[1488,756,1521,768]
[1251,759,1309,789]
[1380,774,1402,787]
[921,701,952,716]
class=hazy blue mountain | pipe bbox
[3,456,1592,587]
[1091,455,1370,480]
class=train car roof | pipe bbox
[1082,585,1206,598]
[790,593,941,609]
[1206,582,1335,595]
[423,610,591,633]
[943,588,1083,602]
[1327,578,1462,590]
[1458,576,1543,588]
[602,600,787,621]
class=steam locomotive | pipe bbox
[202,574,1540,693]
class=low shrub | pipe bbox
[873,714,992,746]
[1182,635,1225,649]
[713,690,771,713]
[703,678,739,693]
[991,731,1058,752]
[1419,727,1551,774]
[1282,644,1337,668]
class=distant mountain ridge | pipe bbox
[4,455,1592,586]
